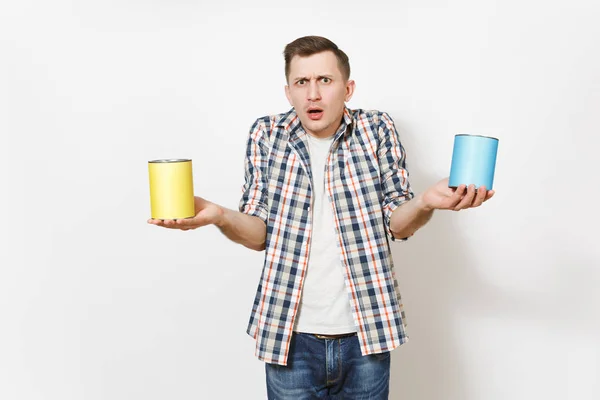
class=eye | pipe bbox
[321,77,331,83]
[297,79,306,85]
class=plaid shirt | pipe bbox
[239,106,414,366]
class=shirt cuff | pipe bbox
[384,193,415,242]
[239,203,269,225]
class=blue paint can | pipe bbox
[449,134,499,190]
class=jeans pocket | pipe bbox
[371,351,391,361]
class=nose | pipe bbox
[307,80,321,102]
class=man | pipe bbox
[148,36,494,399]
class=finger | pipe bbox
[449,184,468,208]
[446,186,458,196]
[162,219,177,228]
[173,217,193,228]
[150,217,199,230]
[157,218,194,231]
[448,184,467,208]
[193,196,212,212]
[174,219,191,229]
[149,218,165,227]
[454,184,476,210]
[471,186,487,207]
[483,190,495,202]
[181,215,209,229]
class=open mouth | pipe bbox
[307,108,324,120]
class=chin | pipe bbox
[304,120,330,134]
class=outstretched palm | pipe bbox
[422,177,495,211]
[147,196,224,230]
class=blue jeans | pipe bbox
[265,332,391,399]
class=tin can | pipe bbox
[148,159,195,220]
[449,134,499,190]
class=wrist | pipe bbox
[415,193,434,212]
[214,205,227,228]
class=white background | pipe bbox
[1,0,599,399]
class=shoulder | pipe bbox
[348,109,397,140]
[348,108,395,126]
[249,109,295,138]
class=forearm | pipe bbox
[215,207,267,251]
[389,193,434,239]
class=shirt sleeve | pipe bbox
[238,119,270,225]
[377,112,415,242]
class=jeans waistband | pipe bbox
[312,332,357,340]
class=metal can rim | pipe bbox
[148,159,192,163]
[455,134,499,141]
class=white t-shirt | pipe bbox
[293,132,356,334]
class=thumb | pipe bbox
[194,196,210,208]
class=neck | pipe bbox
[305,115,344,139]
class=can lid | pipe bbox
[148,159,192,163]
[455,133,499,141]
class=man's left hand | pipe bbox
[420,177,495,211]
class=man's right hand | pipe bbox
[148,196,266,251]
[147,196,224,231]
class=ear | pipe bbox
[344,80,356,102]
[285,85,293,106]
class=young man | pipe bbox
[149,36,494,399]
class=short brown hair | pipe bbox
[283,36,351,82]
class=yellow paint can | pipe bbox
[148,159,195,220]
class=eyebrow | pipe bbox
[293,75,334,82]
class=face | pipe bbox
[285,51,355,138]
